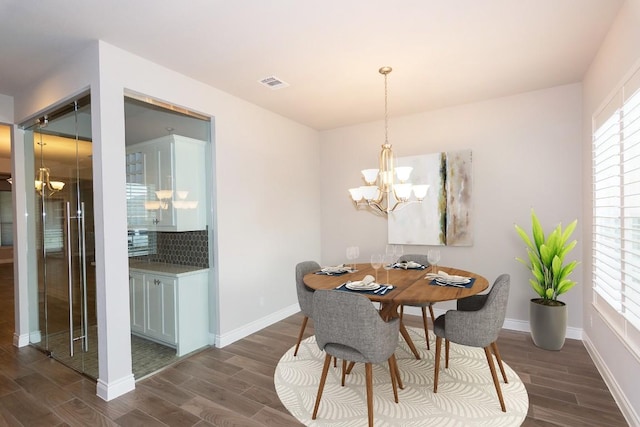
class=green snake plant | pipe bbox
[515,210,578,304]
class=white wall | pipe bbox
[582,0,640,423]
[0,94,12,122]
[320,83,583,328]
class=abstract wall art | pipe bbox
[388,149,473,246]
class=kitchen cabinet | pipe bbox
[126,134,206,231]
[129,263,209,356]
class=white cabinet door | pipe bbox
[129,272,145,334]
[145,274,177,345]
[129,267,209,354]
[126,135,206,231]
[125,149,155,229]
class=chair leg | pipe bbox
[294,316,308,356]
[387,356,399,403]
[428,304,436,326]
[365,362,374,427]
[434,336,442,393]
[346,361,356,374]
[421,306,430,350]
[445,339,450,369]
[491,341,508,383]
[391,354,404,390]
[400,305,405,319]
[341,359,347,386]
[312,353,333,420]
[484,346,507,412]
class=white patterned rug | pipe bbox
[275,327,528,426]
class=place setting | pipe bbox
[335,274,395,295]
[425,270,475,288]
[314,264,355,276]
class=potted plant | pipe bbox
[515,209,578,350]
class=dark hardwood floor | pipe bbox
[0,263,629,426]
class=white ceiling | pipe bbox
[0,0,624,132]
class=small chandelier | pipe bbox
[348,66,428,215]
[35,120,65,196]
[35,167,65,195]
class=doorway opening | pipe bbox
[124,94,213,380]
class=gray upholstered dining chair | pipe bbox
[433,273,510,412]
[397,253,435,350]
[312,290,401,427]
[294,260,321,356]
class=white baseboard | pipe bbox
[583,334,638,426]
[404,305,584,340]
[214,304,585,350]
[96,374,136,401]
[13,332,30,347]
[215,304,301,348]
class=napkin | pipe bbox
[360,275,375,285]
[316,264,352,275]
[425,270,470,282]
[393,261,426,269]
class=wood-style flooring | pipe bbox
[0,263,629,426]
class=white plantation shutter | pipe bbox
[593,64,640,348]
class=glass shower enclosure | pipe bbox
[24,93,97,379]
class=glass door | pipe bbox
[26,94,97,379]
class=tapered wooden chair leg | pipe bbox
[387,355,400,402]
[312,353,333,419]
[390,354,404,389]
[421,307,430,350]
[294,316,308,356]
[428,304,435,326]
[491,341,508,383]
[341,359,347,386]
[434,336,442,392]
[365,362,374,427]
[484,346,506,412]
[445,339,450,368]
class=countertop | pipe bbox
[129,261,209,277]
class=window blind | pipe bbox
[593,64,640,342]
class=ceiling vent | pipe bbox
[259,75,289,90]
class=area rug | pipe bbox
[275,327,528,426]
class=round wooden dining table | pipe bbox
[304,263,489,359]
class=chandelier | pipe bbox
[35,119,65,196]
[35,166,65,195]
[348,67,428,215]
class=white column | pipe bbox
[93,65,135,400]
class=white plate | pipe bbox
[346,281,380,291]
[435,277,470,285]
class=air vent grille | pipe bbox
[259,76,289,90]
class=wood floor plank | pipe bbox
[181,377,265,419]
[181,395,271,427]
[52,397,120,427]
[114,408,167,427]
[0,389,64,426]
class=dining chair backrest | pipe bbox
[295,261,321,318]
[443,273,510,348]
[313,290,399,364]
[397,253,430,267]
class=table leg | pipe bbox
[400,320,421,360]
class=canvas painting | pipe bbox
[388,149,473,246]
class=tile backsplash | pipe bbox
[132,229,209,268]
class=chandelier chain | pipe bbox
[384,72,389,145]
